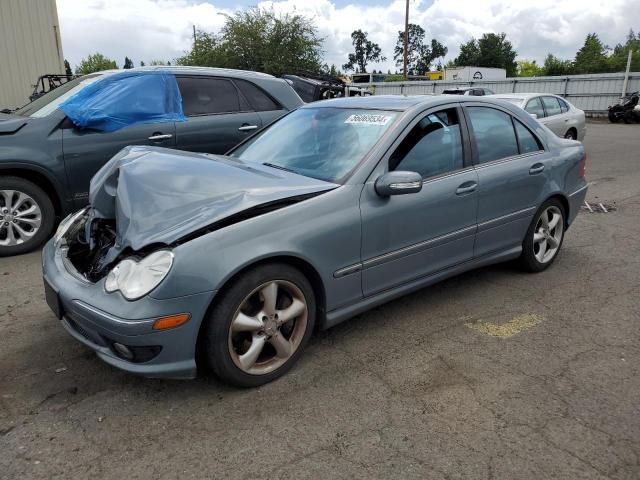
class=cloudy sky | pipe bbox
[57,0,640,72]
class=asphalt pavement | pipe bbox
[1,121,639,479]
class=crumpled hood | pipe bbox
[89,146,337,259]
[0,113,28,134]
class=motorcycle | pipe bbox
[608,91,639,123]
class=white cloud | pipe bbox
[57,0,640,72]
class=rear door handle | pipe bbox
[148,133,173,141]
[529,163,545,175]
[238,124,258,132]
[456,181,477,195]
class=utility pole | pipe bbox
[621,49,633,97]
[193,25,197,47]
[403,0,409,80]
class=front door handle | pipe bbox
[456,181,477,195]
[529,163,545,175]
[238,124,258,132]
[148,133,173,141]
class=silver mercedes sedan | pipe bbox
[489,93,586,141]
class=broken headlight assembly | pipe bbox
[53,207,90,247]
[104,250,174,301]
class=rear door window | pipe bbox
[177,77,243,116]
[541,96,562,117]
[467,107,519,163]
[234,79,282,112]
[525,97,545,118]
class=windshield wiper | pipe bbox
[263,162,297,174]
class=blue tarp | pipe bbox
[59,71,186,132]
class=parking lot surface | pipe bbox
[1,122,639,479]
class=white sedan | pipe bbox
[490,93,586,141]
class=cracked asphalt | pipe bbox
[1,122,639,479]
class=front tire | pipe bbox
[0,176,55,257]
[520,199,565,272]
[203,263,316,387]
[564,129,577,140]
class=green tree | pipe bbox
[64,59,72,76]
[343,29,386,72]
[75,53,117,74]
[140,61,146,67]
[453,33,517,76]
[176,30,224,66]
[608,29,640,72]
[541,54,573,76]
[454,39,480,66]
[392,24,448,75]
[573,33,610,74]
[123,56,134,69]
[177,9,323,76]
[517,59,542,77]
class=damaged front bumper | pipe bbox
[42,240,216,379]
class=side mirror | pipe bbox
[529,113,538,119]
[374,171,423,197]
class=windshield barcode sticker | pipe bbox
[345,114,392,125]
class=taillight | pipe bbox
[579,153,587,178]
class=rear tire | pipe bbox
[0,176,55,257]
[203,263,316,387]
[608,110,619,123]
[520,198,566,273]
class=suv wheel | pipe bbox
[0,176,55,256]
[203,263,315,387]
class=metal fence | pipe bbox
[367,72,640,115]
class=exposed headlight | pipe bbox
[104,250,174,301]
[54,207,89,247]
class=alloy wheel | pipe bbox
[0,189,43,247]
[533,205,563,264]
[228,280,308,375]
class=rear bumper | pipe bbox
[567,184,588,226]
[42,241,215,379]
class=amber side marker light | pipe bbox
[153,313,191,330]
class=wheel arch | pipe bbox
[544,193,570,225]
[565,126,577,139]
[194,254,327,368]
[0,166,66,217]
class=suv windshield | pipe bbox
[14,74,102,117]
[232,107,398,183]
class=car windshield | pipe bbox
[232,107,398,183]
[14,74,102,117]
[495,97,525,106]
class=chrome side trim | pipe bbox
[477,206,536,232]
[569,184,588,197]
[333,263,363,279]
[473,151,544,170]
[362,225,476,269]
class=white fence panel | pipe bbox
[368,72,640,114]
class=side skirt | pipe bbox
[322,246,522,330]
